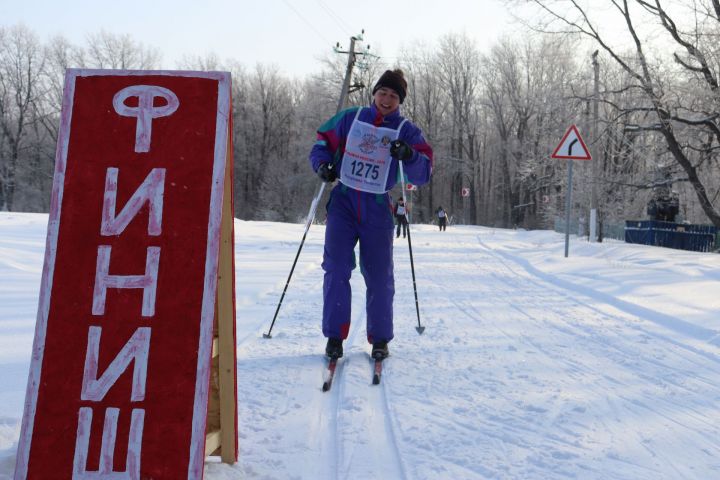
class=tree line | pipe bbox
[2,1,720,234]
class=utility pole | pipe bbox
[590,50,600,242]
[334,31,367,112]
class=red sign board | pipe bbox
[15,70,233,479]
[551,124,592,160]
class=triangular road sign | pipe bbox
[551,124,592,160]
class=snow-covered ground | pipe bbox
[2,211,720,479]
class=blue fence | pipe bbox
[625,220,718,252]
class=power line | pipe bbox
[280,0,332,45]
[316,0,353,37]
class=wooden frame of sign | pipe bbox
[205,122,238,463]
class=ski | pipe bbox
[322,357,338,392]
[372,356,384,385]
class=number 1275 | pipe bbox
[350,160,379,180]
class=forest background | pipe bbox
[2,1,720,237]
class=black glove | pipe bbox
[390,140,413,161]
[317,162,337,182]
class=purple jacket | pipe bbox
[309,104,433,191]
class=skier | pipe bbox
[394,198,409,239]
[437,206,447,231]
[309,69,433,361]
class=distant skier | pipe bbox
[309,69,433,360]
[437,206,447,231]
[394,198,408,239]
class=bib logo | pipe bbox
[359,133,379,154]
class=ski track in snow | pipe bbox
[212,222,407,479]
[3,216,720,479]
[423,228,720,478]
[378,227,720,479]
[331,305,406,480]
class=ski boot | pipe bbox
[371,341,389,360]
[325,338,343,359]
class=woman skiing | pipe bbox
[309,69,433,360]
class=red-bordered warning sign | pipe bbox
[551,125,592,160]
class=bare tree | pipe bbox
[39,35,83,143]
[481,44,517,227]
[232,64,299,219]
[176,52,223,71]
[83,30,161,69]
[435,33,482,219]
[518,0,720,226]
[0,25,46,211]
[506,36,580,228]
[398,43,447,222]
[13,18,719,229]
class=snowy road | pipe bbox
[206,221,720,479]
[2,214,720,479]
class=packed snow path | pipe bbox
[2,214,720,479]
[208,221,720,479]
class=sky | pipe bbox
[1,0,516,77]
[2,212,720,478]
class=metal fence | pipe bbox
[624,220,718,253]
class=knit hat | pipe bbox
[372,69,407,104]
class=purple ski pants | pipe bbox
[322,186,395,344]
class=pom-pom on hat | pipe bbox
[372,69,407,104]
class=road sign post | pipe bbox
[551,125,592,258]
[564,160,574,257]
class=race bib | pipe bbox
[340,109,407,193]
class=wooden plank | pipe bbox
[206,356,221,433]
[212,337,219,358]
[216,124,238,464]
[204,430,221,457]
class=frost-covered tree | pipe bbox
[515,0,720,227]
[0,25,46,211]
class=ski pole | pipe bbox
[263,181,327,338]
[397,159,425,335]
